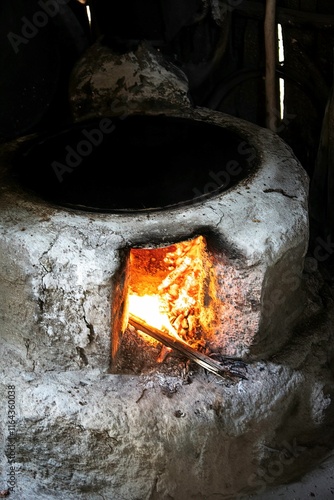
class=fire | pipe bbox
[127,235,213,348]
[128,293,176,343]
[115,235,247,380]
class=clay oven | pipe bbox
[2,34,330,500]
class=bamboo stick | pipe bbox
[128,313,247,380]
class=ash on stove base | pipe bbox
[113,325,193,377]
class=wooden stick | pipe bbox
[128,313,247,380]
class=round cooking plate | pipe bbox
[12,114,257,213]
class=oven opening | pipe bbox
[111,235,247,380]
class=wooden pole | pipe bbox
[264,0,278,132]
[232,1,334,29]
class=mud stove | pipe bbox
[1,41,334,500]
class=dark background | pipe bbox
[1,0,334,250]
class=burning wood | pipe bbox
[157,238,204,342]
[128,313,248,380]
